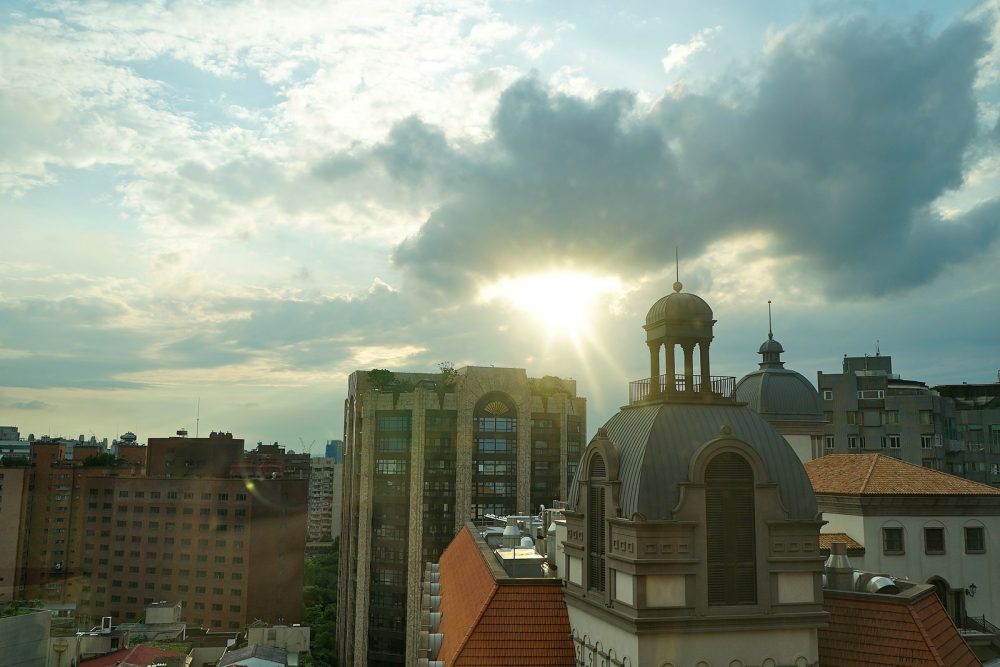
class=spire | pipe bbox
[758,300,784,368]
[673,247,682,293]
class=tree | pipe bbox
[303,538,339,666]
[82,452,116,467]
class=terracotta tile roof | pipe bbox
[818,532,866,555]
[804,454,1000,495]
[80,645,187,667]
[435,525,575,666]
[820,588,980,666]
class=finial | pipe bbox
[767,300,773,340]
[673,247,682,292]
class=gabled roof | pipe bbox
[820,588,980,666]
[79,645,186,667]
[804,454,1000,495]
[436,526,574,666]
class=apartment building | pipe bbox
[337,366,586,666]
[5,432,307,631]
[817,355,951,468]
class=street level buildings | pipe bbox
[337,366,586,667]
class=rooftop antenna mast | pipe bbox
[876,339,880,357]
[673,247,683,293]
[767,300,774,339]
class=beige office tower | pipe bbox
[337,366,586,666]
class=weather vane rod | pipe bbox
[768,300,773,339]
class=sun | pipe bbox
[479,271,623,340]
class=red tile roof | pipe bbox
[804,454,1000,495]
[818,532,865,555]
[820,588,980,666]
[435,526,574,666]
[80,645,187,667]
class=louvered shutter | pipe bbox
[588,484,606,592]
[706,452,756,605]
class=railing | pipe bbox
[629,374,736,404]
[571,631,632,667]
[965,615,1000,635]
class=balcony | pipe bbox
[629,374,736,405]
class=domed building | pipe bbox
[735,319,826,462]
[563,282,826,666]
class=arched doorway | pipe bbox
[928,576,964,628]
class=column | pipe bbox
[649,343,660,397]
[682,341,695,393]
[699,341,712,396]
[665,339,676,396]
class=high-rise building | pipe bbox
[6,432,307,631]
[306,456,342,554]
[816,355,951,469]
[934,378,1000,484]
[337,366,586,666]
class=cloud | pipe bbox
[9,400,49,410]
[662,26,722,73]
[388,13,1000,299]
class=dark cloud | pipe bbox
[387,14,998,298]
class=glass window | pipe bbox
[883,527,904,554]
[921,434,934,449]
[824,435,835,450]
[924,527,945,555]
[965,527,985,554]
[822,390,833,400]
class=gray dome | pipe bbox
[567,402,817,521]
[735,367,824,422]
[758,337,784,355]
[645,290,713,326]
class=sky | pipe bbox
[1,0,999,451]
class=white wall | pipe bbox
[825,511,1000,621]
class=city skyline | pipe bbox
[2,0,999,449]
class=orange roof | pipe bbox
[820,588,980,666]
[80,645,187,667]
[818,532,865,555]
[804,454,1000,495]
[436,526,574,666]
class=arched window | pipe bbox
[705,452,756,605]
[588,453,607,593]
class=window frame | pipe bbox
[965,526,986,554]
[882,526,904,555]
[924,527,945,555]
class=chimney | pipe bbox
[824,542,853,591]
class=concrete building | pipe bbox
[0,461,30,602]
[5,433,307,631]
[562,282,827,666]
[306,457,342,553]
[935,378,1000,485]
[337,366,586,666]
[805,452,1000,630]
[816,354,953,469]
[735,324,826,462]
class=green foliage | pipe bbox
[437,362,458,389]
[81,452,117,467]
[367,369,397,391]
[1,599,44,617]
[0,456,30,467]
[303,538,339,667]
[145,640,192,654]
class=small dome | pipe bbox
[735,368,823,422]
[758,336,784,355]
[645,290,714,326]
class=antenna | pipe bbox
[767,300,773,339]
[196,398,200,438]
[675,247,679,283]
[876,339,880,357]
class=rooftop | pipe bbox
[819,532,865,556]
[433,524,573,666]
[820,587,980,666]
[804,454,1000,496]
